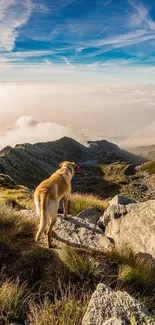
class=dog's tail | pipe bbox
[35,193,49,242]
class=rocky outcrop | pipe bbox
[98,195,155,259]
[82,283,155,325]
[0,173,18,189]
[19,208,114,252]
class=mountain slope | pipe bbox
[0,137,147,188]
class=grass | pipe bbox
[0,186,34,209]
[69,193,108,216]
[0,204,37,267]
[0,280,30,325]
[58,245,101,281]
[140,161,155,175]
[119,264,155,291]
[28,288,89,325]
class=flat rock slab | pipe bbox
[19,209,114,252]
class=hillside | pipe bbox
[0,137,147,188]
[0,139,155,324]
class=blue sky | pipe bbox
[1,0,155,83]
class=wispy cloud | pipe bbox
[0,0,33,51]
[104,0,113,7]
[128,0,155,30]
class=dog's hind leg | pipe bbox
[35,194,49,242]
[47,201,59,248]
[62,194,69,218]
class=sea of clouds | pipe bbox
[0,83,155,150]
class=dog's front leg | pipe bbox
[62,196,69,218]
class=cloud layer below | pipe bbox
[0,83,155,150]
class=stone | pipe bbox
[76,207,102,224]
[82,283,155,325]
[105,199,155,258]
[19,208,114,252]
[98,195,137,229]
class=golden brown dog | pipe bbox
[34,161,79,248]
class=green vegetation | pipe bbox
[119,264,155,291]
[58,245,101,281]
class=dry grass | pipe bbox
[28,289,89,325]
[0,203,37,267]
[69,193,108,216]
[58,245,102,281]
[119,263,155,291]
[140,161,155,175]
[0,280,30,325]
[0,186,34,209]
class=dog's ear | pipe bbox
[74,164,79,173]
[59,162,64,168]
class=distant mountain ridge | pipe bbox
[0,137,147,188]
[128,145,155,160]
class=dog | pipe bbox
[34,161,79,248]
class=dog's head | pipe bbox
[59,161,79,175]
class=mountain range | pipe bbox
[0,137,147,188]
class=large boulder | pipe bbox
[105,199,155,258]
[19,208,114,252]
[82,283,155,325]
[98,195,137,229]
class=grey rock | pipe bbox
[109,195,137,206]
[98,195,137,229]
[76,207,102,224]
[82,283,155,325]
[135,252,155,270]
[105,199,155,258]
[19,209,114,252]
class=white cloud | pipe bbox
[0,0,33,51]
[0,115,88,149]
[0,84,155,149]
